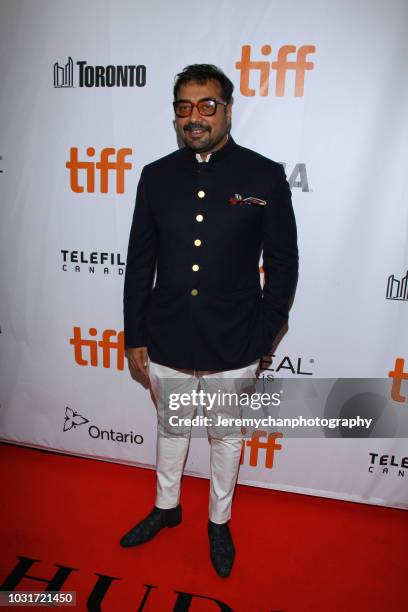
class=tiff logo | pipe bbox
[54,57,74,88]
[70,327,124,370]
[240,430,282,468]
[236,44,315,97]
[388,358,408,403]
[386,271,408,301]
[66,147,132,194]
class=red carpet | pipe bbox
[0,442,406,611]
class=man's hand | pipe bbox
[126,347,149,381]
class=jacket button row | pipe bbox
[192,208,203,294]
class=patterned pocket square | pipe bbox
[228,194,267,206]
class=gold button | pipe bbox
[196,214,204,222]
[194,239,202,246]
[191,289,198,296]
[192,264,199,271]
[197,190,205,198]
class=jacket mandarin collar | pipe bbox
[181,135,236,164]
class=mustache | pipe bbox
[184,123,210,132]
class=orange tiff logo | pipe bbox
[388,358,408,403]
[70,327,124,370]
[66,147,132,193]
[240,430,283,468]
[236,44,316,96]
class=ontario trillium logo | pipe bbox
[63,406,89,432]
[62,406,144,445]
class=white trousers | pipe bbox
[148,358,259,524]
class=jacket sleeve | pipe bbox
[262,163,299,349]
[123,167,157,349]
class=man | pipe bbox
[121,64,298,577]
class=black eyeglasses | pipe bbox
[173,97,227,118]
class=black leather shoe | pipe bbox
[208,520,235,577]
[120,505,182,547]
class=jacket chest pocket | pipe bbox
[222,201,264,230]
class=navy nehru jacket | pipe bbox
[123,136,298,371]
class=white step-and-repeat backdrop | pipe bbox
[1,0,407,509]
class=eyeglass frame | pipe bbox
[173,97,228,118]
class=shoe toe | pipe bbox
[213,555,233,577]
[120,526,144,547]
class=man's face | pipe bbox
[174,79,232,154]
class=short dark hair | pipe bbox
[174,64,234,104]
